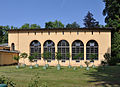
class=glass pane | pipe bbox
[90,43,94,46]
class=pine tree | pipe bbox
[83,11,99,28]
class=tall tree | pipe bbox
[111,32,120,62]
[66,22,80,28]
[83,11,99,28]
[45,20,64,28]
[103,0,120,64]
[103,0,120,31]
[0,26,3,43]
[0,25,10,43]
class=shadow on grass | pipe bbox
[85,66,120,87]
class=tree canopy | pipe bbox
[0,26,10,43]
[66,22,80,28]
[103,0,120,65]
[83,11,99,28]
[45,20,64,28]
[103,0,120,31]
[20,23,41,29]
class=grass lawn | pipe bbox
[0,65,120,87]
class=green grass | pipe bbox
[0,65,120,87]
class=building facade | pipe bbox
[0,44,18,65]
[8,28,111,66]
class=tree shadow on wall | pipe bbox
[85,66,120,87]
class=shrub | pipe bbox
[0,75,16,87]
[28,74,47,87]
[104,53,118,65]
[55,52,62,65]
[84,61,90,67]
[13,56,20,65]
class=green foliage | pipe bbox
[0,28,3,43]
[83,11,99,28]
[11,26,18,29]
[0,25,10,43]
[28,56,34,62]
[13,56,20,63]
[104,53,111,62]
[89,54,97,62]
[28,74,40,87]
[20,23,30,29]
[103,0,120,31]
[0,27,3,36]
[55,52,62,60]
[45,20,64,28]
[84,61,91,67]
[66,22,80,28]
[30,24,41,29]
[66,52,70,59]
[104,53,118,65]
[20,52,28,59]
[111,32,120,62]
[28,74,47,87]
[73,53,84,60]
[103,0,120,64]
[20,23,41,29]
[0,75,16,87]
[42,51,51,61]
[32,52,39,59]
[0,75,6,84]
[101,61,107,66]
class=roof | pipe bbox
[0,43,9,47]
[0,50,19,53]
[8,28,112,32]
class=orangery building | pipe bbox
[8,28,111,66]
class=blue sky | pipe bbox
[0,0,106,28]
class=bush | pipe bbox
[104,53,118,66]
[84,61,90,67]
[28,74,47,87]
[0,75,16,87]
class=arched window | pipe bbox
[57,40,69,60]
[11,43,15,51]
[43,40,55,60]
[30,40,41,59]
[86,40,98,60]
[72,40,84,60]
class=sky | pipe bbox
[0,0,106,28]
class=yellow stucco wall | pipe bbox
[0,51,18,65]
[8,29,111,66]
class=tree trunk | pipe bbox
[17,60,19,66]
[58,60,59,65]
[36,60,37,65]
[69,59,70,66]
[46,60,48,64]
[80,60,82,65]
[23,58,24,64]
[31,62,32,67]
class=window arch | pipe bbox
[11,43,15,51]
[43,40,55,60]
[30,40,41,59]
[72,40,84,60]
[86,40,98,60]
[57,40,69,60]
